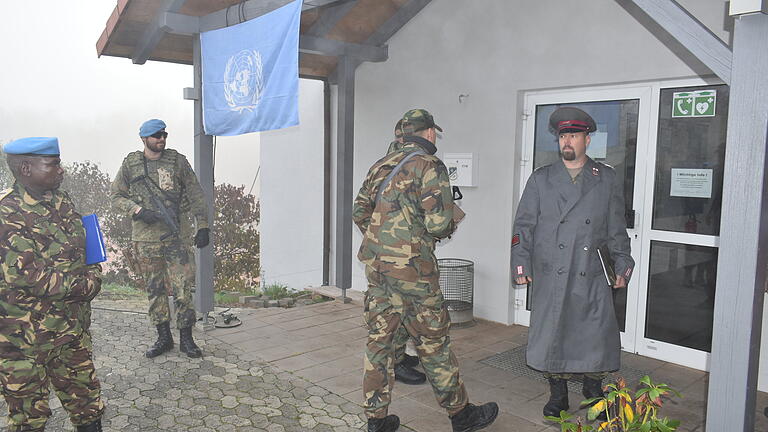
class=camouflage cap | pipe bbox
[400,109,443,135]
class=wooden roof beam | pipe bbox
[306,0,358,37]
[161,11,387,62]
[132,0,187,65]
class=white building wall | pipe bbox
[260,79,325,291]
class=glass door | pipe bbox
[515,85,653,353]
[633,83,728,370]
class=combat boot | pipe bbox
[543,378,569,417]
[367,414,400,432]
[145,321,173,358]
[401,352,420,368]
[450,402,499,432]
[394,363,426,385]
[75,418,102,432]
[582,376,607,421]
[179,326,203,358]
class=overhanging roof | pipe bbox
[96,0,427,77]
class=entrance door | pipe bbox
[633,82,728,370]
[515,80,728,371]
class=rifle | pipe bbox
[130,174,180,241]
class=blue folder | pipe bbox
[82,214,107,265]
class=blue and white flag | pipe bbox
[201,0,302,136]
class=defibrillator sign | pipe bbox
[672,90,716,118]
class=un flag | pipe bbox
[201,0,302,136]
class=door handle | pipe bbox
[626,209,636,229]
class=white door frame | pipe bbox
[514,78,723,371]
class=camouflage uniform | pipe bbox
[383,138,415,367]
[111,149,209,328]
[0,183,104,431]
[353,138,468,419]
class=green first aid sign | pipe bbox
[672,90,717,118]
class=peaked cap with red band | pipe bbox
[549,107,597,135]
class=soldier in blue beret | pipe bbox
[112,119,210,359]
[0,137,105,431]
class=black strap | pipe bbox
[374,150,425,203]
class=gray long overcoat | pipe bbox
[511,157,634,373]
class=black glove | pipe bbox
[195,228,210,248]
[133,208,160,224]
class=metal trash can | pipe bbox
[438,258,475,327]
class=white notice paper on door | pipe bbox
[670,168,713,198]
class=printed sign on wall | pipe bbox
[672,90,716,118]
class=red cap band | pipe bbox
[557,120,590,132]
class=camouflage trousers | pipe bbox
[392,325,410,365]
[363,267,468,418]
[544,372,609,380]
[0,335,104,431]
[134,241,197,329]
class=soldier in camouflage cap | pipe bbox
[0,137,104,432]
[111,119,210,359]
[353,109,498,432]
[383,118,427,387]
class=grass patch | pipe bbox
[215,292,241,305]
[262,283,292,300]
[101,283,144,300]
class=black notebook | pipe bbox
[596,245,616,287]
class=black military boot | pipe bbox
[582,376,607,421]
[367,414,400,432]
[394,363,426,385]
[75,418,102,432]
[450,402,499,432]
[145,321,173,358]
[401,353,420,368]
[543,378,569,417]
[179,327,203,358]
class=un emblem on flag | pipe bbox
[224,50,264,112]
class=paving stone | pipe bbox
[0,307,366,432]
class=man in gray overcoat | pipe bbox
[510,107,634,418]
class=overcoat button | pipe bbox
[560,220,566,224]
[557,268,565,275]
[580,271,586,276]
[559,244,565,249]
[583,246,589,251]
[585,219,590,224]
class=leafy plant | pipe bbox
[213,183,260,293]
[546,375,681,432]
[262,282,292,300]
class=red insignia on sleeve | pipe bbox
[512,233,520,247]
[592,167,599,176]
[517,265,524,275]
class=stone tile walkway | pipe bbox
[0,300,366,432]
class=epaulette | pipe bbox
[533,163,551,173]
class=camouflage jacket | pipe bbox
[0,183,102,354]
[111,149,209,243]
[353,138,458,286]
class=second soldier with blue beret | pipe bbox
[111,119,210,359]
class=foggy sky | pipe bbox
[0,1,261,190]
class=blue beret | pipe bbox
[3,137,60,156]
[139,119,167,137]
